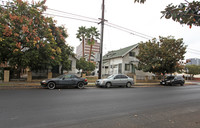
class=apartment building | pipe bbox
[76,40,100,61]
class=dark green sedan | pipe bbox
[41,74,88,89]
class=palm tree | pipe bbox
[86,27,100,62]
[76,26,87,58]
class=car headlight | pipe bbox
[42,80,46,83]
[100,80,104,84]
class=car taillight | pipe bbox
[84,79,88,82]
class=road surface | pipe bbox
[0,85,200,128]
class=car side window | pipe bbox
[64,74,71,79]
[177,76,183,80]
[71,75,75,78]
[114,75,121,79]
[121,75,128,79]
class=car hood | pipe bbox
[97,78,110,81]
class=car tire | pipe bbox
[105,82,111,88]
[126,82,132,88]
[77,82,85,89]
[180,83,184,86]
[47,82,56,89]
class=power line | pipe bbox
[106,22,154,39]
[44,11,153,40]
[44,6,154,40]
[187,48,200,53]
[43,13,99,24]
[187,49,200,55]
[47,8,99,22]
[187,51,200,55]
[105,23,151,40]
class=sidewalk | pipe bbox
[0,80,199,89]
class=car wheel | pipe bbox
[105,82,111,88]
[180,83,184,86]
[47,82,56,89]
[77,82,85,89]
[126,82,132,88]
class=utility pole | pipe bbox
[98,0,105,79]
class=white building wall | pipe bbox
[122,49,139,74]
[68,56,77,74]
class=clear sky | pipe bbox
[35,0,200,60]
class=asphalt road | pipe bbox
[0,85,200,128]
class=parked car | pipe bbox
[96,74,134,88]
[41,74,88,89]
[160,75,185,86]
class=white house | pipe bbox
[102,44,153,79]
[65,55,77,74]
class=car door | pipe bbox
[176,76,183,85]
[60,74,73,86]
[173,76,180,85]
[120,75,128,86]
[112,75,121,87]
[70,75,78,85]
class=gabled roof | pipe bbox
[103,44,138,60]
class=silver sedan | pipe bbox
[96,74,134,88]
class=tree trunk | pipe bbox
[88,44,93,62]
[82,36,85,58]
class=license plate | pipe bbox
[162,82,165,84]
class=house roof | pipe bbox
[103,44,138,60]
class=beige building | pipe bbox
[76,40,100,61]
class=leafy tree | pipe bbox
[185,65,200,79]
[136,36,187,76]
[76,57,95,74]
[49,20,74,74]
[76,57,88,72]
[76,26,87,58]
[0,0,72,77]
[134,0,200,28]
[161,1,200,28]
[134,0,146,3]
[86,27,100,62]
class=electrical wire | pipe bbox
[187,50,200,55]
[187,48,200,53]
[43,13,99,24]
[104,23,152,40]
[105,22,154,39]
[47,8,99,22]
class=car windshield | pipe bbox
[107,75,115,79]
[166,76,175,80]
[56,75,65,79]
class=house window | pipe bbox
[125,64,130,71]
[129,51,135,57]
